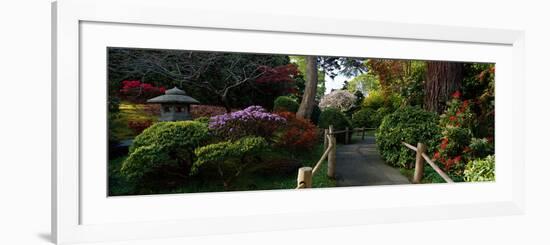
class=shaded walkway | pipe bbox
[335,136,410,187]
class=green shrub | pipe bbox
[352,108,375,128]
[468,137,494,159]
[311,104,321,125]
[352,107,394,129]
[376,106,440,168]
[319,107,351,130]
[193,116,210,124]
[372,107,393,127]
[192,137,268,188]
[273,96,299,113]
[319,107,352,142]
[363,90,385,110]
[464,155,495,182]
[121,121,209,186]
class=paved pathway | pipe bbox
[335,136,410,187]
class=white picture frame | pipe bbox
[52,0,525,244]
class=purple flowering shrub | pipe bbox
[209,106,286,140]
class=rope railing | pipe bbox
[402,142,454,183]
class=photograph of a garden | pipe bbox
[108,47,495,196]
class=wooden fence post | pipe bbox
[323,129,328,151]
[345,127,350,144]
[297,167,313,188]
[328,125,336,178]
[413,142,427,184]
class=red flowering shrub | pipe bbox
[275,112,318,151]
[119,80,165,103]
[127,119,153,135]
[434,91,475,175]
[190,105,230,119]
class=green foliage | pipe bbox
[363,90,385,110]
[464,155,495,182]
[352,108,374,128]
[192,137,268,187]
[318,107,352,130]
[310,104,321,125]
[468,137,494,159]
[290,55,326,100]
[318,107,353,142]
[121,144,174,181]
[352,106,394,129]
[347,73,380,93]
[441,126,472,156]
[193,116,210,124]
[273,96,299,113]
[121,121,209,185]
[129,121,209,154]
[109,102,159,141]
[398,61,426,106]
[434,95,476,175]
[462,63,495,138]
[376,106,440,168]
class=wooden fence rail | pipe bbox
[296,125,336,189]
[330,127,377,144]
[402,142,454,183]
[296,126,378,189]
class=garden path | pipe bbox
[335,136,410,187]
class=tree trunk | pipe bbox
[297,56,318,119]
[220,94,231,113]
[424,61,464,113]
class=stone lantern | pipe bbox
[147,87,200,121]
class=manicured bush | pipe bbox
[273,96,299,113]
[376,106,440,168]
[192,136,268,188]
[121,121,209,185]
[275,112,318,151]
[464,155,495,182]
[209,105,286,141]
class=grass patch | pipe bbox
[110,101,159,140]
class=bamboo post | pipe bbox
[413,142,427,184]
[345,127,350,144]
[328,125,336,178]
[362,128,365,140]
[297,167,313,188]
[323,129,328,151]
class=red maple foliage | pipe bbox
[255,64,299,94]
[119,80,165,103]
[275,111,318,151]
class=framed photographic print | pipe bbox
[52,0,525,244]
